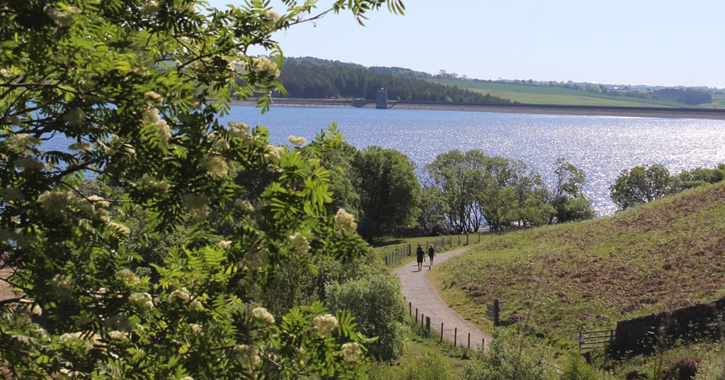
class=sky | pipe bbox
[205,0,725,88]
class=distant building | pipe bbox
[376,88,388,109]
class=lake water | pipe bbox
[220,106,725,216]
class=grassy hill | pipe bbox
[430,182,725,352]
[427,79,694,108]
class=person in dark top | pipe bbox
[416,244,424,272]
[428,244,435,270]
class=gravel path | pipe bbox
[394,247,491,351]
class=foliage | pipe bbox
[610,164,674,210]
[324,260,408,361]
[351,146,421,240]
[458,331,552,380]
[674,164,725,191]
[693,353,725,380]
[652,89,712,105]
[369,351,455,380]
[416,185,449,235]
[559,355,611,380]
[280,61,512,104]
[549,158,594,223]
[0,0,408,378]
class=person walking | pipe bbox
[416,244,424,272]
[428,244,435,270]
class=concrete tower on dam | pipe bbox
[376,88,388,109]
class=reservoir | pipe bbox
[220,106,725,216]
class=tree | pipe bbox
[0,0,407,378]
[549,158,594,223]
[350,146,421,240]
[610,164,673,210]
[416,185,448,235]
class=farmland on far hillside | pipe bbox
[428,79,693,108]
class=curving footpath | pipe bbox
[394,247,491,351]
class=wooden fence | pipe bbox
[406,298,487,352]
[383,233,483,267]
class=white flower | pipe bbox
[263,10,280,24]
[143,90,163,103]
[156,119,171,145]
[341,342,362,362]
[179,377,194,380]
[45,6,79,27]
[335,209,357,232]
[60,331,100,352]
[9,134,40,151]
[15,157,44,171]
[287,135,307,146]
[129,292,154,310]
[200,156,228,178]
[87,195,110,208]
[69,142,93,152]
[252,307,275,324]
[115,269,139,286]
[96,209,111,223]
[32,304,43,316]
[62,108,86,127]
[228,122,251,137]
[169,287,203,309]
[108,330,130,342]
[265,145,285,162]
[0,68,10,78]
[142,107,161,123]
[233,344,261,367]
[252,56,280,78]
[189,324,203,335]
[218,240,232,250]
[38,191,74,217]
[181,194,209,221]
[289,232,309,253]
[235,199,254,212]
[209,132,229,151]
[313,314,338,335]
[109,222,131,238]
[140,0,160,16]
[141,174,170,192]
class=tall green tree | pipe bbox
[0,0,407,378]
[610,164,673,210]
[350,146,420,240]
[549,157,594,222]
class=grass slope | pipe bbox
[431,183,725,351]
[427,79,691,108]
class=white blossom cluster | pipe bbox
[8,134,40,153]
[287,135,306,146]
[50,275,73,298]
[62,108,86,127]
[200,156,229,178]
[227,60,247,75]
[128,292,153,310]
[234,199,254,213]
[45,5,80,27]
[263,10,280,24]
[115,269,139,287]
[289,232,309,253]
[233,344,261,367]
[143,108,171,145]
[252,56,280,78]
[218,240,232,249]
[228,122,251,138]
[189,323,203,335]
[169,287,203,309]
[181,193,210,221]
[265,145,285,162]
[143,90,163,103]
[108,222,131,238]
[60,331,101,352]
[87,195,110,208]
[313,314,338,335]
[38,191,74,217]
[108,330,130,342]
[68,141,93,152]
[140,0,160,16]
[252,307,275,324]
[141,174,170,192]
[341,342,362,363]
[335,209,357,231]
[209,132,230,151]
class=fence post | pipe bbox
[384,256,388,266]
[454,328,457,347]
[421,314,424,328]
[493,299,500,327]
[415,308,418,324]
[426,316,430,334]
[409,302,412,316]
[482,338,485,351]
[610,330,614,346]
[408,244,411,256]
[440,323,444,342]
[468,333,471,349]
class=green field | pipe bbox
[430,182,725,354]
[428,79,692,108]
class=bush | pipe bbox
[458,331,553,380]
[369,351,455,380]
[325,261,408,361]
[560,355,613,380]
[693,354,725,380]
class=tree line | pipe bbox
[279,62,513,104]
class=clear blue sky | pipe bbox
[206,0,725,88]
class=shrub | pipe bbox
[693,354,725,380]
[458,331,553,380]
[325,261,408,361]
[369,351,455,380]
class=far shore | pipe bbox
[230,98,725,120]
